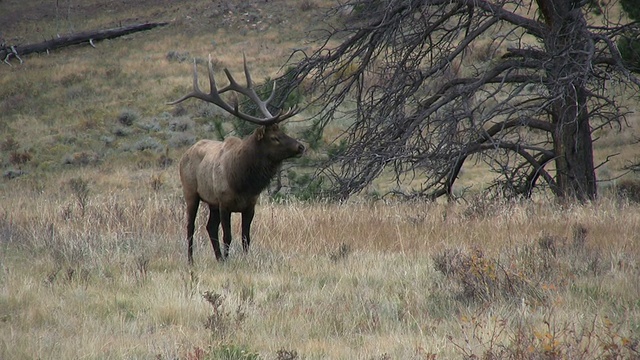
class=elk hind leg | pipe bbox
[241,207,255,253]
[207,205,223,260]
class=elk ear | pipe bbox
[255,126,266,141]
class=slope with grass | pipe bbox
[1,0,324,184]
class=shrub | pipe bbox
[165,50,191,63]
[118,109,139,126]
[62,151,100,166]
[168,132,196,148]
[449,313,640,359]
[616,178,640,203]
[9,150,32,167]
[299,0,316,12]
[138,118,162,132]
[275,349,298,360]
[157,148,173,169]
[201,291,247,340]
[113,127,132,137]
[132,137,162,152]
[208,344,260,360]
[1,136,19,152]
[169,116,195,132]
[3,169,26,179]
[67,177,90,217]
[433,247,545,304]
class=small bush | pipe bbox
[9,150,32,166]
[118,109,139,126]
[168,132,196,148]
[3,169,26,179]
[616,178,640,202]
[166,50,191,63]
[132,137,162,152]
[157,148,173,169]
[276,349,298,360]
[66,85,90,101]
[433,248,545,304]
[201,291,247,340]
[100,135,116,147]
[449,314,640,359]
[62,151,100,166]
[329,243,351,263]
[113,127,132,137]
[138,118,162,132]
[299,0,316,12]
[196,104,224,119]
[208,344,260,360]
[169,116,195,132]
[150,173,165,191]
[1,136,19,152]
[67,177,90,217]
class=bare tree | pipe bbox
[287,0,640,201]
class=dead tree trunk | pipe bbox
[539,0,598,201]
[1,22,168,64]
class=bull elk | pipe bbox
[169,55,305,264]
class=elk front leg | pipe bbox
[220,208,233,259]
[207,205,223,260]
[241,207,255,253]
[186,197,200,265]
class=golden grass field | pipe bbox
[1,0,640,359]
[1,172,640,359]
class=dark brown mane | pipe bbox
[229,131,282,196]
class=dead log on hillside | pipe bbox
[1,22,168,64]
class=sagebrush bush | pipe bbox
[169,117,195,132]
[131,137,163,152]
[433,247,546,304]
[616,177,640,202]
[169,132,196,148]
[62,151,101,166]
[118,109,139,126]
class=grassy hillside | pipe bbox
[0,0,325,191]
[1,0,638,192]
[1,1,640,359]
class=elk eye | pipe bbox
[271,136,280,143]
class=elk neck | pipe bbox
[229,134,280,196]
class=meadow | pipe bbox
[1,0,640,358]
[1,174,640,359]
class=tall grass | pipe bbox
[1,171,639,359]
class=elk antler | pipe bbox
[168,54,299,126]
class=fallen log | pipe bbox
[1,21,169,64]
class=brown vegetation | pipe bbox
[1,176,639,358]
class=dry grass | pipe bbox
[1,169,639,359]
[2,1,640,358]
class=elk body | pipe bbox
[170,55,305,263]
